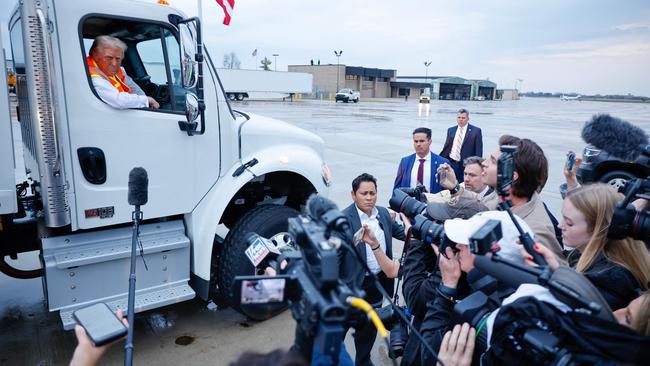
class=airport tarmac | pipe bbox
[2,97,650,365]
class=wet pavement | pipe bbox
[2,97,650,365]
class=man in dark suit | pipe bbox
[340,173,405,366]
[439,108,483,183]
[393,127,449,194]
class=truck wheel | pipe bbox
[353,98,359,103]
[599,170,636,190]
[236,93,245,101]
[228,93,236,101]
[217,204,299,320]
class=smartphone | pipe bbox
[353,227,365,244]
[436,169,447,184]
[73,302,127,347]
[566,152,576,170]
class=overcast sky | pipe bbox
[3,0,650,96]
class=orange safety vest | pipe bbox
[86,56,132,93]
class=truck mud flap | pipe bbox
[42,220,195,330]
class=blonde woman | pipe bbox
[559,183,650,310]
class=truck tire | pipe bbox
[217,204,299,320]
[236,93,245,101]
[353,98,359,103]
[228,93,236,101]
[599,170,636,191]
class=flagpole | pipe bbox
[198,0,203,24]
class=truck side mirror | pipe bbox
[185,93,199,123]
[179,22,198,89]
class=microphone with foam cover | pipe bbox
[128,167,148,206]
[581,114,649,161]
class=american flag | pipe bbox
[216,0,235,26]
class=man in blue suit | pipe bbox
[439,108,483,183]
[393,127,449,194]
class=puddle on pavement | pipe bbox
[175,335,195,346]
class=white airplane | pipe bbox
[561,94,582,101]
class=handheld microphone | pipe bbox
[128,167,148,206]
[581,114,649,161]
[244,232,283,268]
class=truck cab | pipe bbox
[1,0,330,328]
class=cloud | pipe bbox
[612,22,650,31]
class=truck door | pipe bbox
[62,15,220,229]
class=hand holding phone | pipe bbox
[353,227,365,245]
[73,303,128,347]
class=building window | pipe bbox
[363,76,375,81]
[345,75,358,80]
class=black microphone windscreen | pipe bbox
[474,256,538,288]
[306,194,339,219]
[581,114,648,161]
[128,167,148,206]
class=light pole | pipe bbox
[424,61,431,94]
[334,50,343,92]
[272,54,279,71]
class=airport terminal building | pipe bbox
[288,64,497,100]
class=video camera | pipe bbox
[609,178,650,241]
[232,196,363,365]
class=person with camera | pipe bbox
[438,135,563,258]
[340,173,405,366]
[557,183,650,310]
[418,210,535,366]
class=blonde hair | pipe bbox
[635,291,650,336]
[565,184,650,290]
[90,35,127,55]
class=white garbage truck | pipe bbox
[0,0,330,329]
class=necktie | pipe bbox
[417,158,425,186]
[451,127,465,161]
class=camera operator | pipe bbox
[438,135,563,258]
[419,210,535,366]
[340,173,405,366]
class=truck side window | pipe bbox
[81,17,192,113]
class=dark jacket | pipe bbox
[399,239,470,366]
[339,204,405,297]
[440,123,483,161]
[393,152,449,194]
[568,252,643,310]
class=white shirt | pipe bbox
[409,153,431,191]
[356,205,386,275]
[450,125,467,161]
[460,182,490,198]
[91,67,149,109]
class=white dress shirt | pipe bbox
[91,67,149,109]
[356,205,386,275]
[409,153,431,191]
[460,182,490,198]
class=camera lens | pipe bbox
[390,189,427,218]
[412,214,444,245]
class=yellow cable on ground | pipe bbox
[346,296,389,338]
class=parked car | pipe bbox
[577,144,650,190]
[419,95,430,103]
[335,88,360,103]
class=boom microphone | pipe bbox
[581,114,649,161]
[128,167,148,206]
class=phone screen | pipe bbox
[353,227,364,244]
[73,303,127,346]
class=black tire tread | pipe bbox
[217,204,298,319]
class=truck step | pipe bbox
[42,220,195,329]
[59,282,195,330]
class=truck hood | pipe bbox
[237,111,325,158]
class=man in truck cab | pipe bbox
[87,35,160,110]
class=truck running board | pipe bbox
[41,220,195,330]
